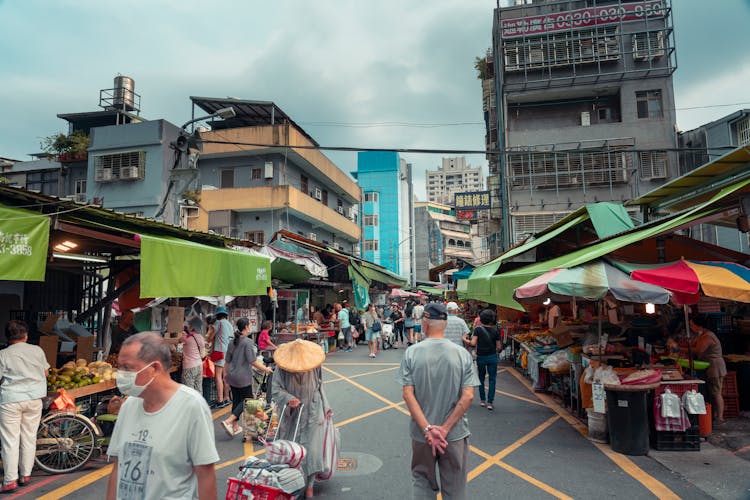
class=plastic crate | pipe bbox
[226,478,292,500]
[722,372,738,398]
[724,395,740,418]
[653,426,701,451]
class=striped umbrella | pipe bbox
[631,259,750,305]
[514,260,671,304]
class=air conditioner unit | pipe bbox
[348,207,356,220]
[580,112,591,127]
[313,188,322,200]
[336,206,344,215]
[120,166,140,180]
[264,161,274,179]
[74,193,87,203]
[96,168,112,182]
[307,232,317,241]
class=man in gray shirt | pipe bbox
[444,301,469,347]
[397,302,479,500]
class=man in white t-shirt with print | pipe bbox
[444,302,470,347]
[106,332,219,500]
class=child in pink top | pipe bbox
[256,320,278,351]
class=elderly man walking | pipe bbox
[444,302,469,348]
[397,302,479,500]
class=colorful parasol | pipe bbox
[630,259,750,305]
[390,288,420,298]
[514,260,671,304]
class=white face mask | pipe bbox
[116,362,155,397]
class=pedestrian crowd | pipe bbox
[0,297,500,499]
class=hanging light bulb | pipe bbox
[543,298,552,306]
[645,303,656,314]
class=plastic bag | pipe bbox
[265,439,306,468]
[593,366,620,386]
[682,389,707,415]
[315,408,340,481]
[50,389,76,412]
[541,349,570,372]
[660,388,682,418]
[202,357,215,378]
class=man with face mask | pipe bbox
[106,332,219,500]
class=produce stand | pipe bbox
[49,379,116,400]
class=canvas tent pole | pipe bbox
[683,304,695,376]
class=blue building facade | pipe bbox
[354,151,406,276]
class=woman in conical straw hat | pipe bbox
[271,339,335,498]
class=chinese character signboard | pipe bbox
[501,0,665,38]
[454,191,491,211]
[0,205,50,281]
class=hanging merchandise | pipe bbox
[660,388,681,419]
[682,390,707,415]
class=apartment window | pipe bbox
[640,151,668,180]
[636,90,663,119]
[244,230,265,244]
[220,169,234,188]
[321,190,328,206]
[364,215,378,226]
[508,148,630,189]
[74,179,86,195]
[364,240,379,251]
[736,117,750,146]
[251,168,262,180]
[94,151,145,182]
[301,174,308,194]
[364,192,379,203]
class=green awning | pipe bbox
[0,205,50,281]
[586,202,634,239]
[466,213,589,298]
[140,234,271,297]
[348,262,372,310]
[271,258,313,284]
[359,261,408,287]
[418,286,446,296]
[485,177,750,310]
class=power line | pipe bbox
[200,139,740,156]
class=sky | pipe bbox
[1,0,749,201]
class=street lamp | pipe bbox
[173,107,237,154]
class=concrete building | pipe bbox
[676,109,750,253]
[425,157,484,205]
[353,151,414,281]
[413,201,476,283]
[188,97,361,253]
[487,0,678,250]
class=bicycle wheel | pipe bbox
[35,413,96,474]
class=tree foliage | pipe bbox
[40,130,90,159]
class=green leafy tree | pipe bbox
[40,130,90,159]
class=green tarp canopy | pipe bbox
[418,286,446,296]
[0,205,50,281]
[484,177,750,310]
[466,202,634,300]
[348,261,372,310]
[359,261,408,287]
[140,234,271,298]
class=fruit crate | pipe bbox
[724,395,740,418]
[722,371,738,398]
[653,426,701,451]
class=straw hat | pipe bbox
[274,339,326,373]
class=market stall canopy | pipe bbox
[466,202,633,299]
[348,261,371,310]
[451,266,474,282]
[358,260,408,288]
[139,234,271,298]
[514,260,671,305]
[630,259,750,305]
[260,239,328,280]
[0,204,50,281]
[391,288,420,298]
[481,177,750,310]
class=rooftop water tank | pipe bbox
[112,75,135,111]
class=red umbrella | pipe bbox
[390,288,419,298]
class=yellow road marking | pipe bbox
[494,388,548,407]
[506,367,680,500]
[495,461,575,500]
[467,415,559,481]
[325,362,399,366]
[325,365,399,384]
[37,464,113,500]
[212,406,231,420]
[336,401,406,427]
[322,366,410,416]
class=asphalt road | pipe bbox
[11,345,714,499]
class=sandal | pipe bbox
[221,420,234,437]
[232,426,244,436]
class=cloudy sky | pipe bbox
[1,0,749,200]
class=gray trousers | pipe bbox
[411,436,470,500]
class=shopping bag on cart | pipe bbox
[315,408,340,481]
[50,389,76,412]
[262,403,306,468]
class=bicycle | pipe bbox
[0,398,102,475]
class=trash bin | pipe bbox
[605,385,655,456]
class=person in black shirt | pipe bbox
[109,310,137,355]
[462,309,502,411]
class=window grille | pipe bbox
[512,213,570,245]
[640,151,668,179]
[94,151,145,182]
[508,149,629,190]
[737,117,750,146]
[632,31,664,61]
[636,90,663,119]
[251,168,262,180]
[244,231,265,244]
[364,192,379,203]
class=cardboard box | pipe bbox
[166,306,185,339]
[39,335,59,368]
